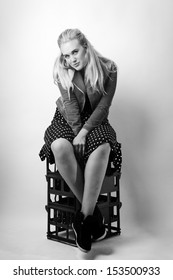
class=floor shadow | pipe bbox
[76,242,114,260]
[75,233,138,260]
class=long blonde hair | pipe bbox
[53,29,117,96]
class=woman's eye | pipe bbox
[64,55,69,59]
[73,50,78,55]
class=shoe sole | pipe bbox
[72,223,90,253]
[92,228,107,242]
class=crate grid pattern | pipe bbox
[45,159,122,246]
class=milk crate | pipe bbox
[45,159,122,246]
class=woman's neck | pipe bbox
[80,68,85,80]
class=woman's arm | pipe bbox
[57,81,82,135]
[83,66,117,132]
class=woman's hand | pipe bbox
[73,128,88,158]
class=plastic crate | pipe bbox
[45,159,122,246]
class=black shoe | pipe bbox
[92,205,107,241]
[72,211,92,253]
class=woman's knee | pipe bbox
[51,138,73,160]
[97,143,111,158]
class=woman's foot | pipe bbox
[72,211,92,252]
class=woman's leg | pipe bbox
[81,143,111,218]
[51,138,84,202]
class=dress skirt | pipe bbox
[39,107,122,174]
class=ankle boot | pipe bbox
[72,211,92,252]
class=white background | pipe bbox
[0,0,173,260]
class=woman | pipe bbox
[39,28,122,253]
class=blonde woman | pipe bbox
[39,29,122,252]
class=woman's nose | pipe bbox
[71,56,77,63]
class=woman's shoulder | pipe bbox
[99,56,117,72]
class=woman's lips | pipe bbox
[73,62,80,67]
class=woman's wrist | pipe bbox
[79,127,88,137]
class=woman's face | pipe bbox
[60,39,88,71]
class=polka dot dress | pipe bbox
[39,96,122,174]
